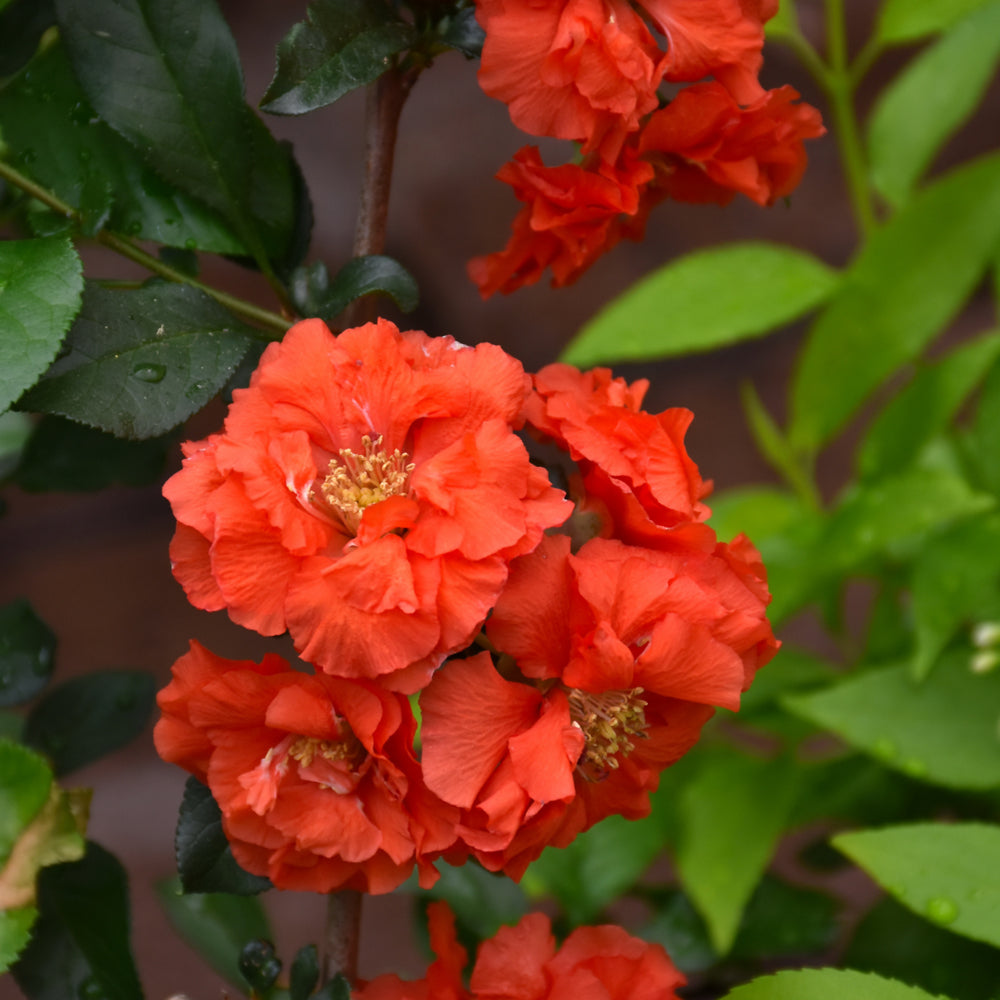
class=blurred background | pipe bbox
[1,1,998,996]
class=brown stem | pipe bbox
[322,889,362,987]
[344,65,416,327]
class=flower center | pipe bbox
[568,686,648,779]
[287,732,366,770]
[318,434,414,534]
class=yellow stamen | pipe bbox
[568,687,648,780]
[287,731,365,770]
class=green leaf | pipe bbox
[12,841,143,1000]
[523,807,669,924]
[857,332,1000,479]
[878,0,999,42]
[784,652,1000,790]
[0,41,246,254]
[704,486,803,545]
[737,646,837,715]
[239,939,282,994]
[0,411,32,480]
[17,282,255,440]
[0,741,52,864]
[845,896,1000,1000]
[0,599,56,708]
[14,416,172,492]
[156,876,272,991]
[420,860,528,943]
[869,3,1000,210]
[293,254,420,319]
[674,751,799,954]
[0,237,83,414]
[562,243,838,366]
[175,777,272,895]
[0,0,55,77]
[439,6,485,57]
[0,905,37,974]
[910,512,1000,679]
[261,0,416,115]
[969,353,1000,495]
[289,944,319,1000]
[834,823,1000,948]
[765,0,799,38]
[789,154,1000,454]
[54,0,296,266]
[24,670,155,776]
[723,968,949,1000]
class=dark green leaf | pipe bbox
[439,6,485,57]
[562,243,837,366]
[313,974,351,1000]
[13,841,143,1000]
[785,652,1000,790]
[14,416,173,492]
[0,411,32,480]
[869,3,1000,209]
[0,905,37,974]
[0,599,56,708]
[0,0,55,76]
[878,0,998,42]
[723,969,946,1000]
[54,0,295,265]
[0,42,246,254]
[969,353,1000,495]
[834,822,1000,948]
[175,777,272,895]
[674,751,799,954]
[0,236,83,413]
[261,0,416,115]
[910,512,1000,679]
[0,741,52,863]
[420,860,527,944]
[239,939,281,993]
[289,944,319,1000]
[156,876,271,991]
[17,282,255,440]
[309,254,420,318]
[846,896,1000,1000]
[857,332,1000,480]
[789,154,1000,453]
[24,670,155,776]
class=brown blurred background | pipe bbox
[2,1,998,997]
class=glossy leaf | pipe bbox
[562,243,837,366]
[0,599,56,708]
[674,752,799,954]
[869,3,1000,209]
[789,154,1000,453]
[784,653,1000,789]
[238,939,282,993]
[0,905,37,974]
[910,512,1000,679]
[157,876,272,991]
[175,777,272,895]
[54,0,296,265]
[293,254,420,319]
[17,282,255,440]
[261,0,415,115]
[13,841,143,1000]
[24,670,155,776]
[857,331,1000,479]
[14,416,172,492]
[834,823,1000,948]
[0,237,83,414]
[877,0,998,42]
[0,42,246,253]
[845,896,1000,1000]
[724,968,946,1000]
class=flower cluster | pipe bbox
[156,318,777,895]
[468,0,825,295]
[355,902,686,1000]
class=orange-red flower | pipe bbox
[476,0,664,159]
[163,318,570,691]
[639,82,826,207]
[357,903,686,1000]
[469,147,653,297]
[154,641,457,894]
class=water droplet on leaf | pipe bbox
[131,364,166,383]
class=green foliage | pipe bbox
[562,243,838,366]
[175,776,272,895]
[156,876,272,991]
[723,968,949,1000]
[0,906,37,975]
[877,0,1000,42]
[24,670,156,776]
[0,0,54,77]
[0,598,55,707]
[291,254,420,319]
[18,282,255,440]
[420,859,528,944]
[785,653,1000,790]
[290,944,320,1000]
[868,3,1000,209]
[0,740,52,862]
[261,0,416,115]
[0,237,83,414]
[789,154,1000,454]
